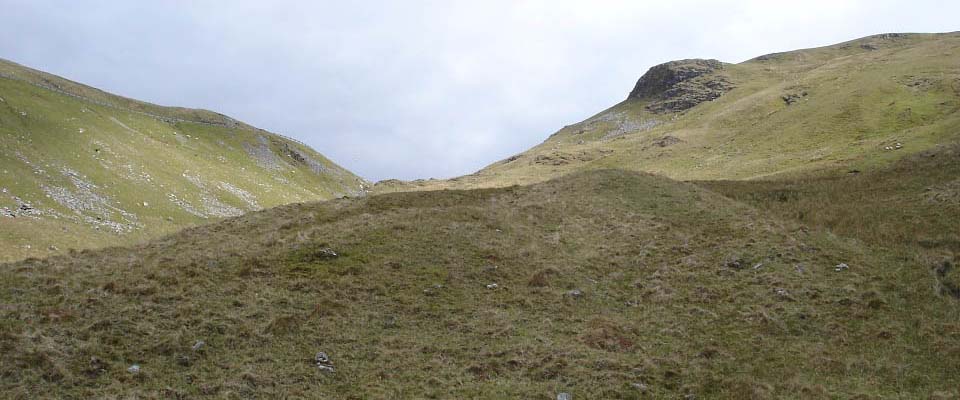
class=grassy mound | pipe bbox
[2,170,957,398]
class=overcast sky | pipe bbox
[1,1,957,181]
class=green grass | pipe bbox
[2,169,958,398]
[0,60,366,262]
[375,32,960,193]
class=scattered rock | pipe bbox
[835,263,849,272]
[504,155,520,163]
[423,284,444,296]
[243,135,285,171]
[781,90,808,105]
[87,357,107,377]
[795,264,805,274]
[752,263,764,270]
[312,248,339,260]
[557,393,572,400]
[191,340,205,352]
[602,118,661,140]
[631,382,648,392]
[282,143,327,174]
[532,149,614,165]
[127,364,141,374]
[724,258,745,269]
[652,135,682,148]
[566,289,583,299]
[316,351,335,372]
[486,283,499,290]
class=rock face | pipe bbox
[628,59,734,113]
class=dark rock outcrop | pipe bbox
[628,59,734,113]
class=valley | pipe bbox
[1,31,959,398]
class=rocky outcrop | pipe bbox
[628,59,733,113]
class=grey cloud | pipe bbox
[1,0,957,180]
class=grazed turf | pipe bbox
[375,32,960,193]
[0,59,366,262]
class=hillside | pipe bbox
[0,58,367,262]
[375,32,960,193]
[3,168,959,398]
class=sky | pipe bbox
[1,1,957,181]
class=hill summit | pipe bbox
[376,31,960,193]
[627,59,734,113]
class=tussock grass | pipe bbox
[2,170,958,398]
[701,143,960,262]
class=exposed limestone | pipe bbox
[244,135,284,171]
[41,167,140,233]
[602,117,661,140]
[180,172,249,217]
[218,182,260,210]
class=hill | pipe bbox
[375,32,960,193]
[2,168,959,398]
[0,58,367,262]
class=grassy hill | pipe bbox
[0,59,367,262]
[2,168,958,398]
[375,32,960,193]
[3,31,960,398]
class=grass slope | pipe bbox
[375,32,960,193]
[0,59,366,262]
[700,142,960,265]
[2,170,958,398]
